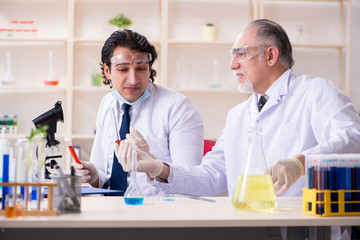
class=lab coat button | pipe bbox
[277,99,280,103]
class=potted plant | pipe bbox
[26,125,48,181]
[109,13,132,30]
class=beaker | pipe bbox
[51,173,82,213]
[124,143,144,205]
[232,126,277,211]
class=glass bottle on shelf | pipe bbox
[1,51,16,85]
[44,51,59,86]
[295,23,306,43]
[210,58,221,89]
[232,126,277,211]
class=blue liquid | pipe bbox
[2,154,9,210]
[124,197,144,205]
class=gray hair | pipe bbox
[247,19,294,68]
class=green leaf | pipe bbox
[109,13,132,28]
[26,125,48,141]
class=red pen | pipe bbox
[64,137,81,164]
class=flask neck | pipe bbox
[243,126,268,175]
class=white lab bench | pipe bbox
[0,196,359,240]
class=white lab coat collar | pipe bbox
[248,69,292,114]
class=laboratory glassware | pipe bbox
[1,127,11,209]
[5,194,24,218]
[64,137,81,164]
[51,165,81,213]
[232,126,277,211]
[124,143,144,205]
[14,139,29,196]
[1,51,15,85]
[44,51,59,86]
[210,58,221,89]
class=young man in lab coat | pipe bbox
[117,19,360,199]
[73,29,204,196]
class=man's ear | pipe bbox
[265,46,280,67]
[104,63,111,80]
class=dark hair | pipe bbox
[100,29,158,85]
[247,19,294,68]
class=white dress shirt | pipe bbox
[158,69,360,197]
[90,82,204,196]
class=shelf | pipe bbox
[0,86,66,93]
[258,0,347,2]
[72,86,111,92]
[168,40,234,45]
[177,89,242,94]
[292,43,347,49]
[71,134,96,140]
[167,41,348,49]
[3,133,66,140]
[73,38,105,44]
[0,38,68,43]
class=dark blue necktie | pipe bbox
[258,94,268,112]
[102,103,131,196]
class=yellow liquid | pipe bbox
[232,175,277,211]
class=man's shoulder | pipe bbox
[100,91,115,105]
[291,72,336,89]
[97,91,115,115]
[150,84,188,102]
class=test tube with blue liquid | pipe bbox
[124,143,144,205]
[329,159,338,213]
[1,127,10,210]
[344,158,352,212]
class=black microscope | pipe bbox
[32,101,64,179]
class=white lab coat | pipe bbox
[158,69,360,197]
[90,83,204,196]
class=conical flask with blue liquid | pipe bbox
[232,126,277,211]
[124,143,144,205]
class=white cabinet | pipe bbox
[0,0,352,169]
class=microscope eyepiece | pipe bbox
[32,101,64,148]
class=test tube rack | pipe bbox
[303,188,360,217]
[0,181,58,216]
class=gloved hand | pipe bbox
[126,127,150,154]
[115,140,163,178]
[72,161,98,184]
[269,156,304,195]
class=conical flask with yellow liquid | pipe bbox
[232,126,277,211]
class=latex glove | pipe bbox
[126,127,150,154]
[72,161,98,184]
[115,140,163,178]
[269,157,304,195]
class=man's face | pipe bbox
[105,46,151,102]
[230,27,267,94]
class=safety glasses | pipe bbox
[230,45,267,63]
[111,52,152,66]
